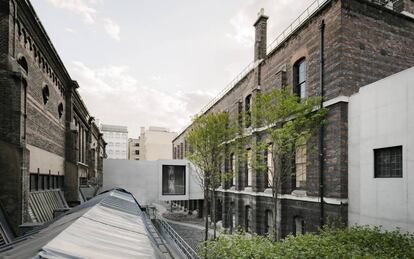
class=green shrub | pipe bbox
[199,226,414,259]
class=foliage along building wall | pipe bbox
[172,0,414,237]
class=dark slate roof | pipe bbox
[0,189,171,258]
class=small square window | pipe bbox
[374,146,402,178]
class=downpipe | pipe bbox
[319,20,325,228]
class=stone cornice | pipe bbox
[215,188,348,205]
[16,0,72,87]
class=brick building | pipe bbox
[0,0,106,241]
[172,0,414,237]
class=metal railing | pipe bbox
[156,218,199,259]
[267,0,330,54]
[176,59,261,137]
[199,59,261,115]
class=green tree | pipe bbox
[250,86,327,241]
[186,111,234,240]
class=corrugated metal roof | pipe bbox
[0,189,171,258]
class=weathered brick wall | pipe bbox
[0,0,106,233]
[340,0,414,96]
[171,0,414,236]
[15,20,66,159]
[406,0,414,13]
[0,0,10,67]
[281,200,347,236]
[323,102,349,198]
[0,140,24,235]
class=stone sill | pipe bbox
[244,187,253,192]
[291,189,307,197]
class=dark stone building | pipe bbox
[0,0,106,241]
[173,0,414,237]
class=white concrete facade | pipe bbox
[139,126,177,161]
[101,124,128,159]
[348,66,414,232]
[102,159,203,206]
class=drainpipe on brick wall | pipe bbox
[319,20,325,228]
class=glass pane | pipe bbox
[267,145,273,187]
[247,150,252,186]
[300,82,306,99]
[298,60,306,83]
[295,146,307,188]
[232,154,236,186]
[374,146,402,178]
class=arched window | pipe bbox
[267,144,273,188]
[245,94,252,128]
[293,216,305,235]
[58,103,64,118]
[230,153,236,186]
[246,149,252,187]
[228,202,235,233]
[17,56,28,74]
[245,206,252,233]
[265,210,273,234]
[42,85,50,105]
[294,145,307,189]
[218,155,224,186]
[294,58,306,99]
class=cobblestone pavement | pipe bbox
[162,210,204,227]
[168,222,206,252]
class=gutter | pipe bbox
[319,20,325,227]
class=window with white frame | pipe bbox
[267,144,273,188]
[247,149,252,187]
[295,145,307,189]
[231,153,236,186]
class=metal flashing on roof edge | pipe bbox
[0,189,173,259]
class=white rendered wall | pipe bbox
[103,159,203,206]
[348,67,414,232]
[27,144,64,175]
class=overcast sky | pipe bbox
[32,0,315,138]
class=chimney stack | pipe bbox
[253,8,269,61]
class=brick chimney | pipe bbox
[253,8,268,61]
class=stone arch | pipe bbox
[42,85,50,105]
[17,55,28,74]
[58,102,64,118]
